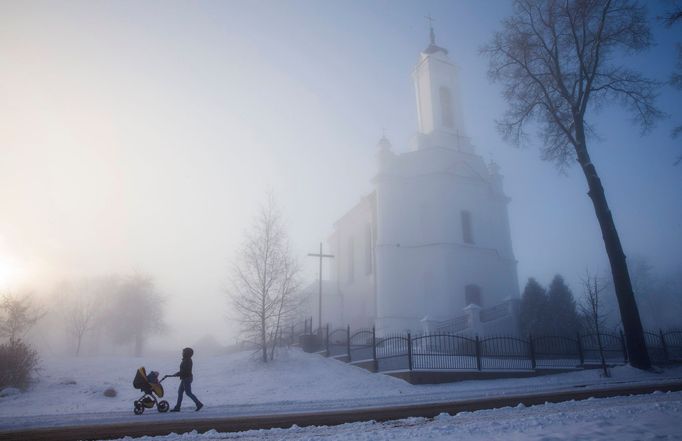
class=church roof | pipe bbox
[423,43,448,55]
[331,191,376,229]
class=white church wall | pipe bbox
[374,146,519,334]
[327,194,376,330]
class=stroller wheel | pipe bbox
[134,400,145,415]
[158,400,170,413]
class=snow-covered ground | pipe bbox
[1,348,681,433]
[112,391,682,441]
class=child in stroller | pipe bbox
[132,367,170,415]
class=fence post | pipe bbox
[407,333,413,371]
[475,335,482,371]
[347,325,351,362]
[660,329,669,362]
[576,332,584,367]
[372,327,378,372]
[529,334,536,370]
[619,329,628,363]
[326,324,330,357]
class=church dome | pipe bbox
[377,135,392,151]
[422,20,448,56]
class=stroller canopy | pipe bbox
[133,367,164,397]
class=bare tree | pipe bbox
[661,0,682,27]
[229,196,301,363]
[0,292,45,344]
[662,0,682,165]
[105,274,166,357]
[56,280,100,356]
[580,270,610,376]
[483,0,661,369]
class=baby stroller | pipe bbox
[132,367,170,415]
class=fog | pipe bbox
[1,0,681,355]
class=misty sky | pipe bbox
[1,0,681,346]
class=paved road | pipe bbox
[2,380,682,441]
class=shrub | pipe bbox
[0,339,39,390]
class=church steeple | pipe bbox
[423,14,448,56]
[412,14,467,148]
[376,130,395,171]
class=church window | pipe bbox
[347,236,355,283]
[439,86,454,129]
[461,210,474,244]
[364,224,372,275]
[465,284,482,306]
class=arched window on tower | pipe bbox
[465,284,482,307]
[439,86,454,129]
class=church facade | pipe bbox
[319,30,520,336]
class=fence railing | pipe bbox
[301,319,682,373]
[435,315,469,334]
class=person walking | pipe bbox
[169,347,203,412]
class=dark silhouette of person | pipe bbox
[169,347,203,412]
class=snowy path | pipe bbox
[1,349,682,433]
[113,391,682,441]
[2,380,681,441]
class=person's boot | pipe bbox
[195,402,203,412]
[170,407,180,412]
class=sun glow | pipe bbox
[0,257,22,289]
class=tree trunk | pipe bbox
[75,334,82,356]
[574,128,651,370]
[261,316,267,363]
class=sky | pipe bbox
[0,0,680,348]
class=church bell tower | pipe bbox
[412,20,469,151]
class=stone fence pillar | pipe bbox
[464,304,482,335]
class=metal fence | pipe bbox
[663,330,682,361]
[580,332,627,364]
[480,335,533,370]
[305,321,682,373]
[349,328,375,362]
[376,333,410,371]
[326,326,349,358]
[533,335,581,369]
[412,334,478,370]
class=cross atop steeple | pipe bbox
[422,13,447,55]
[425,14,436,45]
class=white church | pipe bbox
[310,27,521,336]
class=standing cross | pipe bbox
[307,243,334,333]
